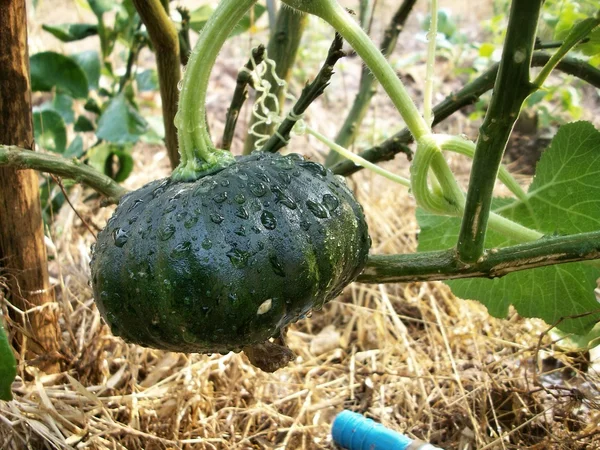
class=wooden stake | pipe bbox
[0,0,60,372]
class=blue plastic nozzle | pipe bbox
[331,410,441,450]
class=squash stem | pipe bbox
[172,0,259,181]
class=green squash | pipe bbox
[91,152,370,353]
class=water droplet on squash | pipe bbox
[323,194,339,212]
[269,255,285,277]
[159,224,176,241]
[257,173,271,183]
[234,225,247,236]
[249,181,268,197]
[194,179,218,196]
[300,161,327,177]
[213,192,228,203]
[261,211,277,230]
[202,238,213,249]
[127,198,145,213]
[220,179,230,187]
[236,206,249,219]
[278,172,292,185]
[227,248,250,268]
[234,193,246,204]
[272,157,294,170]
[210,213,224,224]
[271,185,297,210]
[306,200,328,219]
[113,228,129,247]
[171,241,192,257]
[152,180,170,198]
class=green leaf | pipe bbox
[231,4,267,37]
[74,115,95,132]
[88,143,134,182]
[84,98,102,115]
[54,94,75,123]
[136,69,159,92]
[30,52,89,98]
[580,27,600,56]
[189,4,267,36]
[41,23,98,42]
[0,319,17,401]
[189,5,214,32]
[88,0,116,16]
[33,109,67,153]
[417,122,600,334]
[71,51,101,90]
[96,94,148,144]
[65,135,85,158]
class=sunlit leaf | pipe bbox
[33,109,67,153]
[417,122,600,334]
[30,52,89,98]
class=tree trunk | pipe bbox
[0,0,59,372]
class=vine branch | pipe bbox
[331,52,600,177]
[221,45,266,151]
[262,33,346,153]
[456,0,543,262]
[0,145,129,204]
[131,0,181,169]
[358,230,600,283]
[325,0,418,166]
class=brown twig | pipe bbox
[131,0,181,169]
[261,33,346,153]
[221,45,266,151]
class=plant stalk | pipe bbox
[358,230,600,283]
[0,145,129,204]
[325,0,418,166]
[172,0,258,181]
[131,0,181,169]
[456,0,543,263]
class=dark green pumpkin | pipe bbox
[91,152,370,353]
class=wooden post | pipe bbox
[0,0,60,371]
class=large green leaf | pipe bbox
[33,110,67,153]
[30,52,89,98]
[136,69,159,92]
[417,122,600,334]
[96,94,148,144]
[41,93,75,124]
[71,51,101,90]
[41,23,98,42]
[0,320,16,401]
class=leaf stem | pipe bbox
[533,17,600,88]
[423,0,438,126]
[0,145,129,204]
[131,0,182,168]
[306,127,411,188]
[456,0,543,263]
[433,134,527,201]
[357,230,600,283]
[325,0,418,167]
